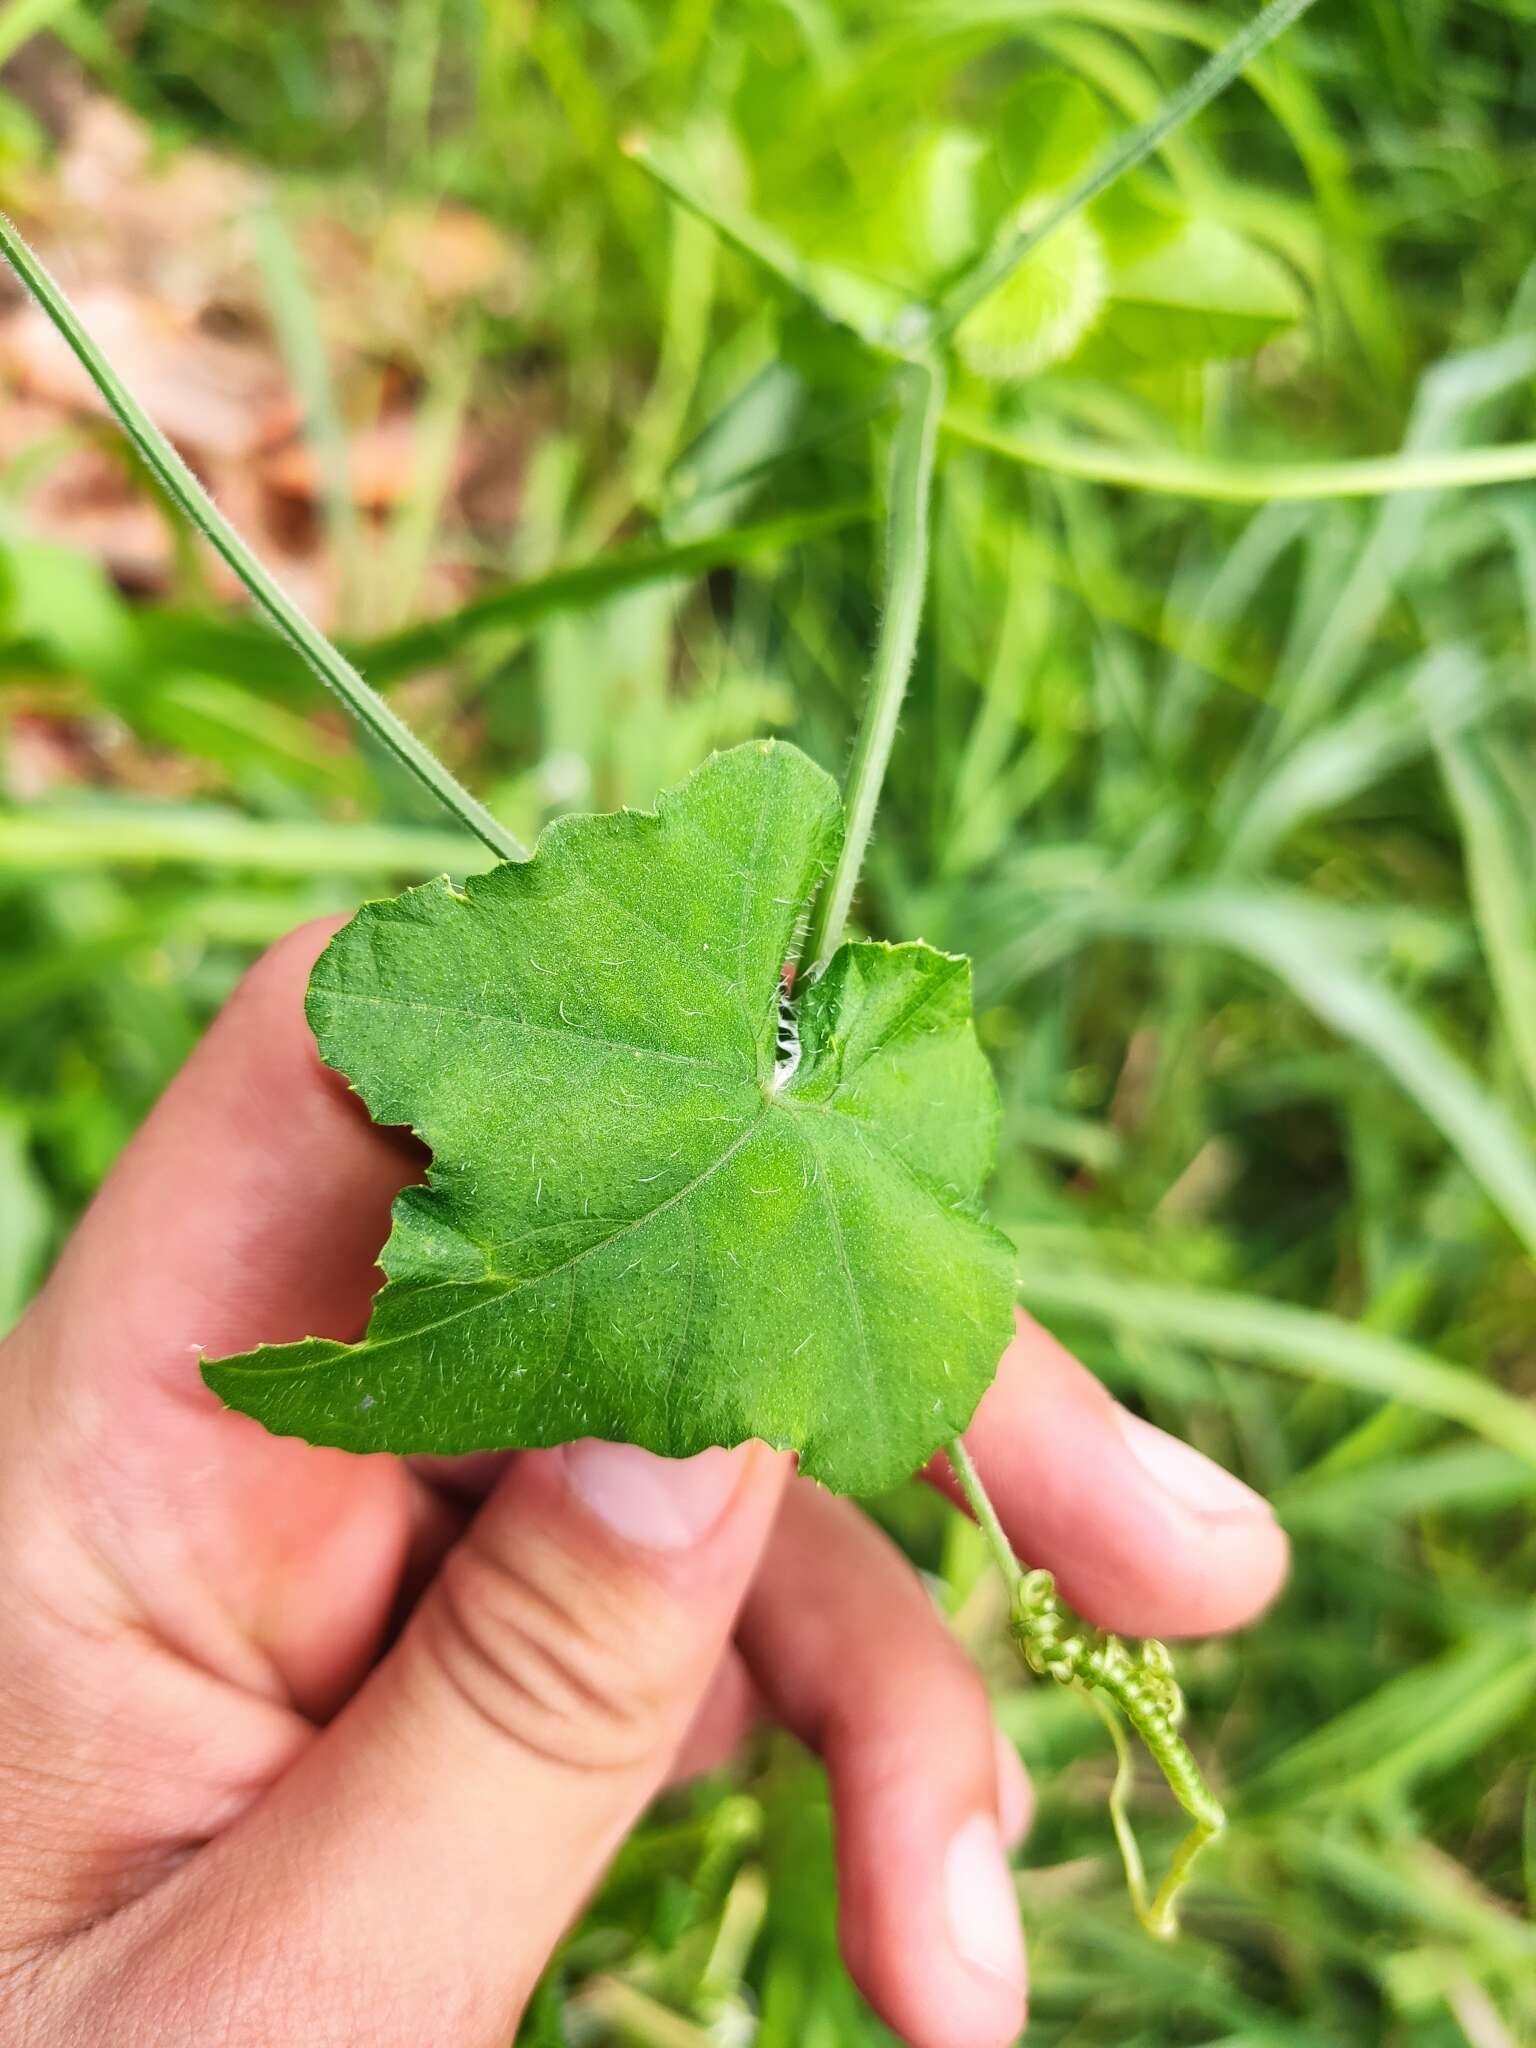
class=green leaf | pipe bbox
[1079,215,1303,371]
[203,742,1015,1494]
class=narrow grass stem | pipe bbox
[805,359,944,967]
[0,214,525,864]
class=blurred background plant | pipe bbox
[2,3,1535,2043]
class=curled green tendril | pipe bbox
[1010,1566,1225,1937]
[945,1437,1224,1938]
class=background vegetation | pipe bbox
[2,2,1534,2042]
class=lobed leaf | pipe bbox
[204,742,1017,1494]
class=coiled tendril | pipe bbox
[1011,1566,1225,1935]
[948,1441,1225,1938]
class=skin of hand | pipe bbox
[0,923,1288,2048]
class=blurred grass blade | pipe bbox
[1226,645,1493,868]
[0,806,496,877]
[1013,886,1536,1257]
[1492,489,1536,660]
[573,202,718,549]
[1208,895,1536,1256]
[1266,333,1536,751]
[945,412,1536,502]
[387,0,446,165]
[1007,1260,1536,1467]
[379,342,477,633]
[571,1977,714,2046]
[1277,1444,1536,1529]
[1432,719,1536,1113]
[624,133,888,350]
[355,501,864,681]
[928,0,1322,340]
[664,359,809,521]
[1156,503,1312,759]
[0,214,524,861]
[250,201,364,627]
[1246,1639,1536,1809]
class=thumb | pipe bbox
[113,1439,786,2047]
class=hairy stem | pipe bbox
[805,358,945,967]
[0,213,525,864]
[945,1434,1022,1595]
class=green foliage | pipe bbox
[5,0,1536,2040]
[1077,214,1301,373]
[205,743,1014,1493]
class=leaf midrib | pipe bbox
[220,1100,776,1378]
[229,954,982,1392]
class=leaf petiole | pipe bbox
[805,357,945,969]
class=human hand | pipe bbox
[0,923,1286,2048]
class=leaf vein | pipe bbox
[237,1107,774,1376]
[315,984,740,1075]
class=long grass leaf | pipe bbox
[353,501,865,682]
[1269,333,1536,749]
[1246,1639,1536,1809]
[1010,887,1536,1256]
[0,1106,50,1334]
[1432,721,1536,1114]
[1226,645,1493,868]
[0,806,494,878]
[250,202,365,625]
[1277,1444,1535,1528]
[1008,1259,1536,1467]
[623,134,888,350]
[1209,898,1536,1256]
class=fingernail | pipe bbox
[1115,1407,1274,1521]
[994,1730,1034,1848]
[563,1440,749,1551]
[944,1814,1027,2011]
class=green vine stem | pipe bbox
[0,213,525,866]
[947,1439,1225,1937]
[793,339,1227,1936]
[805,357,944,969]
